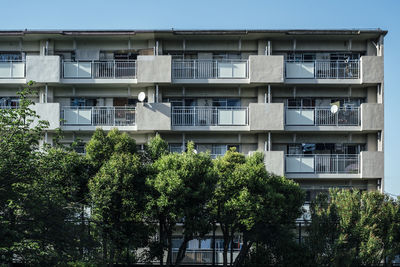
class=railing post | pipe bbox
[10,61,13,78]
[193,107,197,126]
[193,60,196,79]
[113,60,116,79]
[336,154,339,173]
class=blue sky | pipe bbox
[1,0,399,195]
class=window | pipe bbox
[0,97,19,108]
[212,144,239,158]
[0,52,22,61]
[213,98,240,107]
[70,98,97,107]
[169,144,183,153]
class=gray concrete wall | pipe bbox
[264,151,284,176]
[361,103,383,131]
[137,55,171,83]
[29,103,60,130]
[26,56,60,83]
[361,56,384,84]
[136,102,171,131]
[361,151,384,179]
[249,55,284,83]
[249,103,284,131]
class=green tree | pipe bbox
[148,142,216,267]
[306,189,400,266]
[0,84,48,263]
[86,129,150,265]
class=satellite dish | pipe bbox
[138,92,146,102]
[330,104,339,114]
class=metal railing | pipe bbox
[285,154,360,174]
[172,59,249,79]
[0,60,25,78]
[285,60,360,79]
[62,60,136,79]
[171,106,249,126]
[171,249,240,265]
[61,106,136,126]
[285,107,360,126]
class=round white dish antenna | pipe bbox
[138,92,146,102]
[330,104,339,114]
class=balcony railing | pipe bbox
[285,60,360,79]
[285,154,360,174]
[0,60,25,78]
[172,249,239,265]
[172,59,249,79]
[285,107,360,126]
[61,106,136,126]
[172,106,248,126]
[62,60,136,79]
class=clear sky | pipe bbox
[1,0,399,195]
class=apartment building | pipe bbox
[0,29,385,264]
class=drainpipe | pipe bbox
[267,85,271,103]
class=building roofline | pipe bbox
[0,28,388,36]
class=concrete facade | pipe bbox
[26,56,61,83]
[249,55,284,83]
[0,29,386,198]
[137,55,172,83]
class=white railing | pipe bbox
[285,60,360,79]
[172,59,249,79]
[62,60,136,79]
[172,106,248,126]
[61,106,136,126]
[285,154,360,174]
[285,107,360,126]
[0,60,25,78]
[171,249,240,265]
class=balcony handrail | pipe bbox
[285,106,360,126]
[172,106,248,110]
[61,106,136,126]
[172,59,249,79]
[285,154,360,174]
[285,59,360,79]
[285,59,360,63]
[0,60,26,79]
[62,59,137,79]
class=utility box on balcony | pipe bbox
[361,103,383,131]
[264,151,284,176]
[136,102,171,131]
[26,56,60,83]
[249,55,284,83]
[137,56,171,83]
[361,56,384,84]
[360,151,384,179]
[29,103,60,130]
[249,103,284,131]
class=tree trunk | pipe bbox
[233,235,252,267]
[79,206,85,259]
[166,234,173,267]
[102,233,108,265]
[174,236,190,267]
[159,218,165,267]
[223,236,230,267]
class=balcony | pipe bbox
[61,106,136,130]
[285,154,360,178]
[0,60,25,80]
[172,59,249,83]
[285,106,360,131]
[171,249,239,265]
[285,60,360,83]
[61,60,136,82]
[171,106,249,131]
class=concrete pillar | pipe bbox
[257,133,267,151]
[257,87,267,103]
[147,86,156,103]
[367,179,377,192]
[367,133,377,151]
[367,86,377,103]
